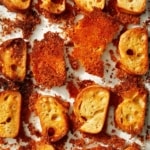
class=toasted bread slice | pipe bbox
[74,0,105,12]
[0,90,21,138]
[0,38,27,81]
[125,146,140,150]
[40,0,66,14]
[118,27,148,75]
[0,0,31,12]
[73,85,110,134]
[115,87,147,134]
[35,95,69,142]
[116,0,146,15]
[36,142,55,150]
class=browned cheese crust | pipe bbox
[31,32,66,88]
[69,10,120,77]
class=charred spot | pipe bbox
[126,49,134,55]
[48,127,55,137]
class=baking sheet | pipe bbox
[0,0,150,149]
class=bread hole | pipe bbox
[126,49,134,55]
[6,117,11,123]
[133,98,139,103]
[45,113,49,117]
[120,117,123,123]
[0,117,11,124]
[88,1,93,6]
[11,64,17,71]
[13,96,18,100]
[51,114,59,121]
[128,0,133,2]
[4,95,9,101]
[81,116,87,121]
[41,103,45,108]
[137,53,142,57]
[130,6,133,10]
[126,114,132,122]
[48,128,55,137]
[134,111,139,116]
[11,105,16,110]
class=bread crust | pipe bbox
[116,0,146,15]
[118,27,148,75]
[0,0,31,12]
[35,95,69,142]
[0,90,21,138]
[73,85,110,134]
[0,38,27,81]
[115,87,147,134]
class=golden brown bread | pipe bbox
[0,0,31,12]
[118,27,148,75]
[124,146,140,150]
[115,87,147,135]
[73,85,110,134]
[35,94,69,142]
[0,38,27,81]
[0,90,21,138]
[74,0,105,12]
[36,142,55,150]
[116,0,146,15]
[39,0,66,14]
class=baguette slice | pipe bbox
[74,0,105,12]
[35,95,69,142]
[115,87,147,134]
[0,38,27,81]
[0,0,31,12]
[0,90,21,138]
[125,146,140,150]
[118,27,148,75]
[40,0,66,14]
[36,142,55,150]
[116,0,146,15]
[73,85,110,134]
